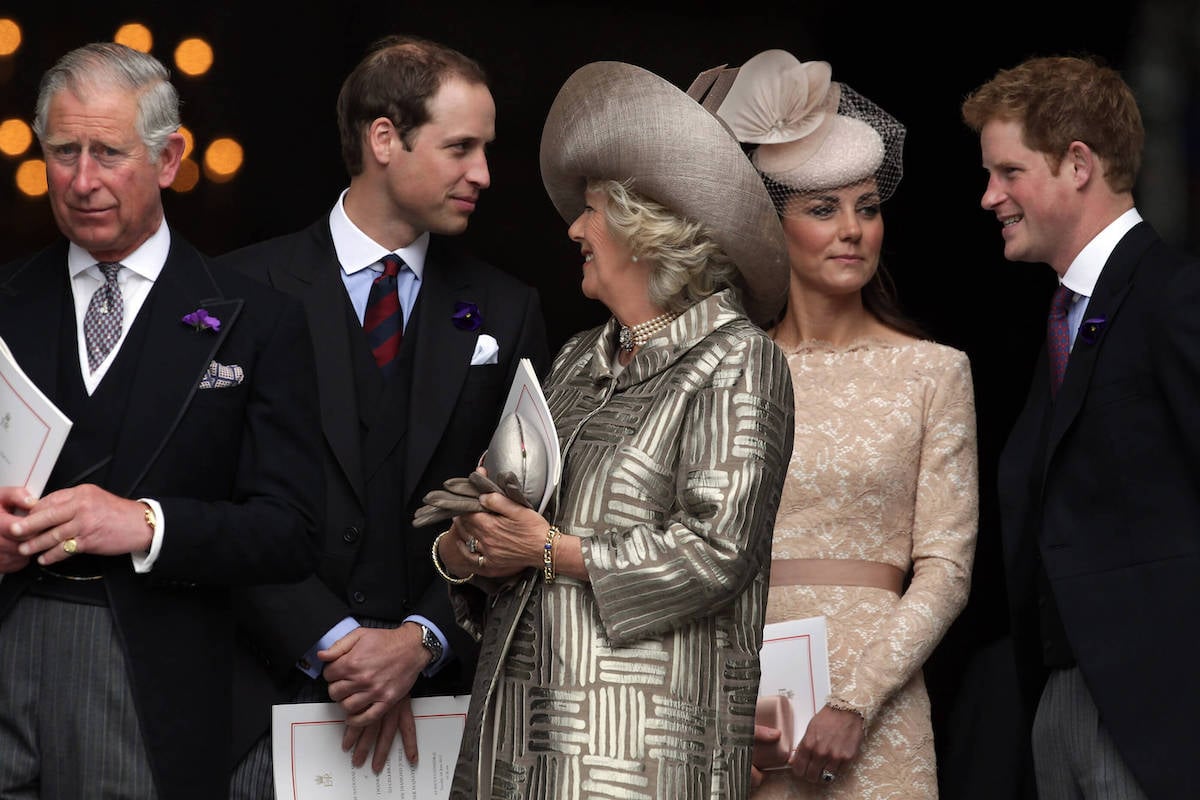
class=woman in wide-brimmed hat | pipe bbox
[430,60,796,799]
[696,49,979,799]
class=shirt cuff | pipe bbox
[297,617,361,678]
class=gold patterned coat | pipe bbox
[449,290,795,799]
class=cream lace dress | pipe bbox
[755,338,978,799]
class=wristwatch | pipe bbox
[418,624,443,667]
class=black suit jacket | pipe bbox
[217,215,550,760]
[0,232,322,800]
[997,221,1200,799]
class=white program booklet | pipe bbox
[756,616,832,768]
[272,696,470,799]
[0,336,71,496]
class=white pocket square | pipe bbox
[471,334,499,366]
[198,360,244,389]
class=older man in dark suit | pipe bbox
[0,43,321,800]
[963,55,1200,800]
[221,34,549,796]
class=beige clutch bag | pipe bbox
[481,410,548,509]
[753,694,795,770]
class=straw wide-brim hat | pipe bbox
[539,61,788,327]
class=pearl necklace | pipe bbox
[617,310,682,352]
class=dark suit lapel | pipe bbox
[1044,222,1155,466]
[0,242,70,405]
[403,238,478,502]
[270,221,365,503]
[108,237,241,495]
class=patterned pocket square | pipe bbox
[198,360,244,389]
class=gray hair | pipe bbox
[33,42,180,160]
[588,178,739,314]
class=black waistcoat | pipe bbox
[26,283,153,601]
[340,293,424,619]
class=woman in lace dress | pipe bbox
[703,50,979,798]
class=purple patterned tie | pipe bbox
[1047,283,1074,398]
[84,262,124,373]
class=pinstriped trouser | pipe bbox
[229,616,403,800]
[229,679,328,800]
[0,594,158,799]
[1032,667,1149,800]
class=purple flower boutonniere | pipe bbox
[182,308,221,332]
[1078,315,1107,346]
[452,301,483,332]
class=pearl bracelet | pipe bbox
[431,530,473,584]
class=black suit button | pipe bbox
[352,591,365,604]
[343,526,360,543]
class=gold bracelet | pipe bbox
[140,502,157,532]
[431,530,473,584]
[543,525,562,584]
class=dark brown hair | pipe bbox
[336,35,488,176]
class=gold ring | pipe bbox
[477,554,485,568]
[62,538,78,555]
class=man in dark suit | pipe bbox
[963,55,1200,799]
[0,43,321,800]
[222,34,549,795]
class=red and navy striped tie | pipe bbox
[363,254,405,377]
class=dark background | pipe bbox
[2,2,1196,795]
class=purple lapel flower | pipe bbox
[182,308,221,332]
[452,301,483,332]
[1078,315,1107,346]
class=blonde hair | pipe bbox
[589,178,739,313]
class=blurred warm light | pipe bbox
[0,118,32,156]
[113,23,152,53]
[178,125,194,158]
[172,157,200,192]
[175,38,213,76]
[0,18,21,56]
[203,137,243,182]
[16,159,46,196]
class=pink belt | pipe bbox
[769,558,906,595]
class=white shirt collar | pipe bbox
[328,188,428,279]
[67,219,171,281]
[1061,207,1142,298]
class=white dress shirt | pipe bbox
[329,189,426,327]
[1058,207,1142,349]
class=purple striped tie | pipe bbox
[363,254,404,377]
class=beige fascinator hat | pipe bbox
[539,60,789,327]
[690,49,905,210]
